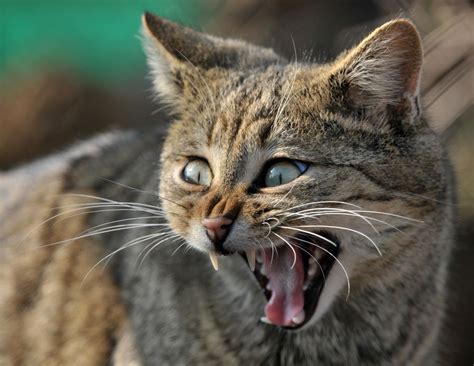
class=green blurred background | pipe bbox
[1,0,472,364]
[0,0,212,83]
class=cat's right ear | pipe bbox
[142,12,282,107]
[327,19,423,125]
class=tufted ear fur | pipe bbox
[142,12,283,106]
[329,19,423,124]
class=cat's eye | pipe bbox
[263,160,308,187]
[182,159,213,186]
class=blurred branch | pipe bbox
[422,11,474,134]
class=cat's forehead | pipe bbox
[167,64,328,160]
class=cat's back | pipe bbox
[0,129,158,366]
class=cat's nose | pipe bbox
[202,216,233,250]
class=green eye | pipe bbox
[182,159,213,186]
[264,160,307,187]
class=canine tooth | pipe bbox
[315,249,325,260]
[209,251,219,271]
[246,249,256,271]
[308,261,317,277]
[260,316,272,324]
[292,310,305,325]
[266,283,272,291]
[256,250,263,263]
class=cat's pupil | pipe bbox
[182,159,212,186]
[263,160,307,188]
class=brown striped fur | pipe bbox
[0,141,139,365]
[0,13,454,365]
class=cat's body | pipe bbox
[0,13,454,366]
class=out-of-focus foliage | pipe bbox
[0,0,212,83]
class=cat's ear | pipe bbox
[142,12,282,104]
[329,19,422,123]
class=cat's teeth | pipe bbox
[256,250,262,263]
[260,316,272,324]
[292,310,305,325]
[308,261,317,277]
[209,251,219,271]
[246,249,256,271]
[315,249,325,260]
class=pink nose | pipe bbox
[202,216,233,245]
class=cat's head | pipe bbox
[142,13,443,329]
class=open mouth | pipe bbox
[242,232,340,329]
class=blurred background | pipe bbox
[1,0,472,363]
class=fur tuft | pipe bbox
[331,19,423,122]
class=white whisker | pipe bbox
[271,232,298,269]
[23,205,163,241]
[289,235,350,301]
[171,241,188,256]
[290,241,327,282]
[81,231,170,285]
[281,209,378,235]
[262,221,272,238]
[137,234,181,269]
[278,201,363,214]
[81,216,164,235]
[291,224,382,256]
[279,226,338,248]
[37,223,170,249]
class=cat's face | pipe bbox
[144,13,443,329]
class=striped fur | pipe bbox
[0,13,454,365]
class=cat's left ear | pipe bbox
[142,12,282,106]
[329,19,422,124]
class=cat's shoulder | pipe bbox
[0,129,146,366]
[1,129,157,197]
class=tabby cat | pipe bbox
[0,12,454,366]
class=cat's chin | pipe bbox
[238,232,340,330]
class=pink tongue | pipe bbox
[263,246,304,326]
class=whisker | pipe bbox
[174,49,216,121]
[271,232,298,269]
[171,241,188,256]
[283,211,409,237]
[279,226,338,248]
[84,223,169,235]
[289,235,350,301]
[82,232,170,285]
[281,209,378,234]
[81,215,163,235]
[265,236,277,264]
[273,181,297,207]
[278,201,363,214]
[291,224,382,256]
[262,222,272,238]
[289,240,326,282]
[292,208,422,223]
[100,178,159,198]
[104,230,174,268]
[137,234,181,269]
[274,36,298,125]
[23,205,163,241]
[265,217,281,228]
[36,223,170,249]
[60,194,165,212]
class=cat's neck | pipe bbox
[81,131,447,365]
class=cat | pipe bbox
[0,12,454,366]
